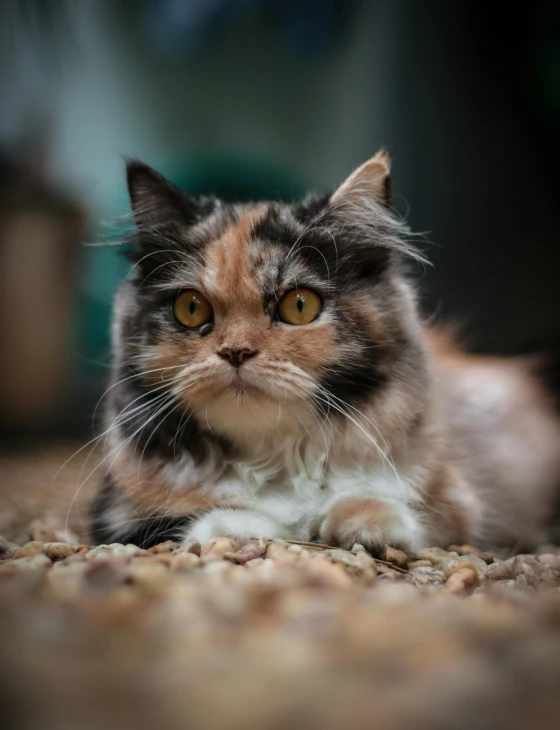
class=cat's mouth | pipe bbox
[227,370,266,397]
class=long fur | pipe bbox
[90,153,560,553]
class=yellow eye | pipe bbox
[173,290,213,328]
[278,288,322,326]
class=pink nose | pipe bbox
[217,347,259,368]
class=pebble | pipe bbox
[108,544,147,558]
[7,554,52,570]
[415,547,459,566]
[352,550,378,572]
[303,557,353,588]
[266,543,300,562]
[0,536,20,559]
[148,541,177,554]
[43,542,76,561]
[448,544,482,556]
[127,562,169,592]
[224,541,267,565]
[13,541,45,558]
[174,538,201,556]
[84,545,113,561]
[446,555,488,580]
[170,553,201,572]
[200,537,237,561]
[1,519,559,613]
[485,561,513,581]
[84,560,127,588]
[408,560,432,569]
[538,554,560,570]
[445,567,479,594]
[383,546,408,569]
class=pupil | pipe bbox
[297,297,304,312]
[189,300,196,314]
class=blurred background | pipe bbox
[1,0,559,445]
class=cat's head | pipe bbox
[112,152,429,443]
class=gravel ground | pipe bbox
[1,517,560,730]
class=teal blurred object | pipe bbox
[74,153,306,385]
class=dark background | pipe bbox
[1,0,559,443]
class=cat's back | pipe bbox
[427,329,560,544]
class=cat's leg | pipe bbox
[319,497,426,554]
[183,508,288,545]
[319,465,482,554]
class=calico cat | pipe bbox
[91,152,560,553]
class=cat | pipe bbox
[90,151,560,554]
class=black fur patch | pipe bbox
[251,206,300,247]
[90,476,194,548]
[111,516,194,549]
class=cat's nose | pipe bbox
[217,347,259,368]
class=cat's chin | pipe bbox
[227,372,268,398]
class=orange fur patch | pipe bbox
[320,496,396,549]
[110,454,242,520]
[421,465,472,545]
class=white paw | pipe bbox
[185,509,286,544]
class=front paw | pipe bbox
[185,509,285,545]
[319,497,424,555]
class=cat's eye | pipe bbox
[173,290,213,328]
[278,288,322,326]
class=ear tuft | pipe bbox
[331,149,391,208]
[125,159,198,228]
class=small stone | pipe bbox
[538,554,560,570]
[84,559,128,588]
[0,536,20,559]
[13,541,45,558]
[409,566,437,576]
[266,543,299,562]
[174,538,201,556]
[408,566,445,584]
[28,520,58,543]
[378,570,402,582]
[148,540,177,554]
[127,562,169,591]
[446,555,488,579]
[108,543,147,558]
[478,552,495,565]
[245,558,265,570]
[304,557,353,588]
[200,537,237,561]
[408,560,432,569]
[8,554,52,569]
[485,561,513,581]
[84,545,113,561]
[415,547,459,566]
[170,553,201,572]
[383,546,408,569]
[515,573,535,592]
[352,550,377,572]
[202,560,235,577]
[445,566,479,594]
[43,542,76,561]
[448,544,482,556]
[224,542,267,565]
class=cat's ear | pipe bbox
[126,160,199,229]
[331,150,391,208]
